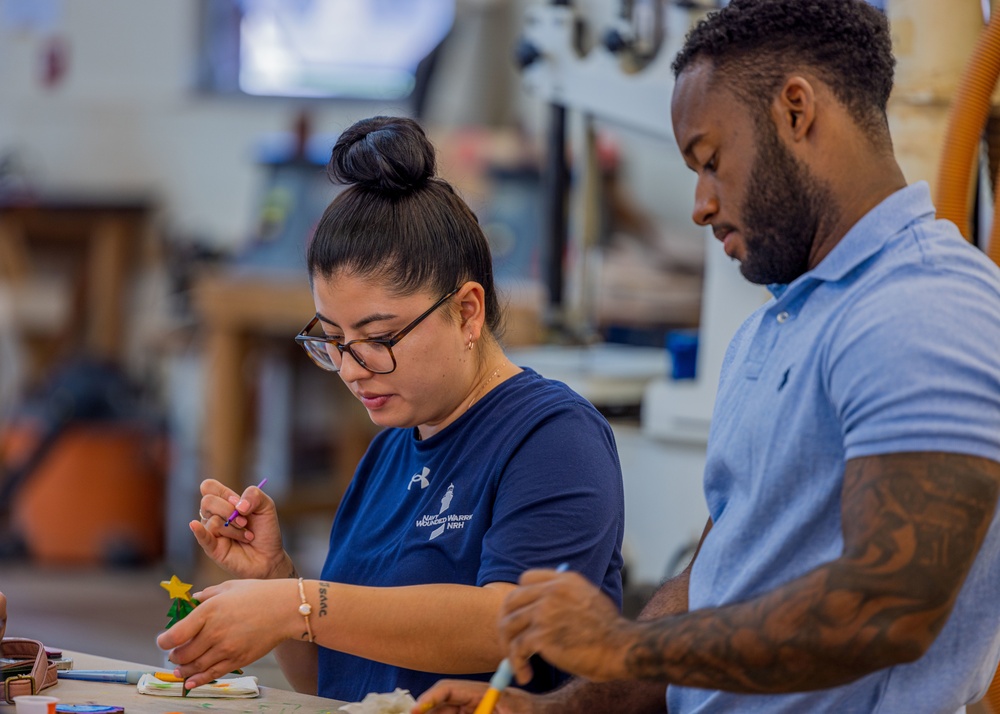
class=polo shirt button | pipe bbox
[776,311,790,324]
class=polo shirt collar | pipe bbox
[767,181,935,297]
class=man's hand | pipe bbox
[499,569,634,685]
[414,539,705,714]
[413,680,542,714]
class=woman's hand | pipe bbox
[191,478,292,580]
[157,579,301,690]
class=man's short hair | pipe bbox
[672,0,895,138]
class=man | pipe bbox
[415,0,1000,712]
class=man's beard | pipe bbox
[739,122,836,285]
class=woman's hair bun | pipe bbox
[328,116,436,195]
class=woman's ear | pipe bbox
[456,282,487,340]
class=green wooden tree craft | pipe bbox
[159,574,242,693]
[160,575,200,628]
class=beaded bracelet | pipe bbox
[297,577,315,643]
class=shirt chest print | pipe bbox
[408,466,431,490]
[415,482,475,541]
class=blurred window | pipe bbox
[197,0,454,100]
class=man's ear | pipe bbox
[776,76,817,142]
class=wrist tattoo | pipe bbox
[319,581,329,617]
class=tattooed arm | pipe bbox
[500,453,1000,693]
[415,519,712,714]
[414,579,687,714]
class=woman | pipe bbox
[157,116,625,703]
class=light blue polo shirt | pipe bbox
[669,183,1000,713]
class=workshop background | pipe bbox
[0,0,996,708]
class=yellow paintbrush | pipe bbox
[472,658,514,714]
[471,563,570,714]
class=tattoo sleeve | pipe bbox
[623,452,1000,693]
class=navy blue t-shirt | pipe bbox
[317,367,625,702]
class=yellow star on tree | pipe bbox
[160,575,193,601]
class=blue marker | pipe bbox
[58,670,156,684]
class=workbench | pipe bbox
[43,650,347,713]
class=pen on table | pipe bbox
[470,563,571,714]
[224,477,268,527]
[58,670,184,683]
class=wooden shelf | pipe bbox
[0,195,153,370]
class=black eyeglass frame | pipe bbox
[295,286,462,374]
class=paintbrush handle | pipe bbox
[472,687,501,714]
[224,477,268,526]
[471,563,570,714]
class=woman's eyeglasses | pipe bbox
[295,287,460,374]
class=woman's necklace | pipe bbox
[468,363,505,409]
